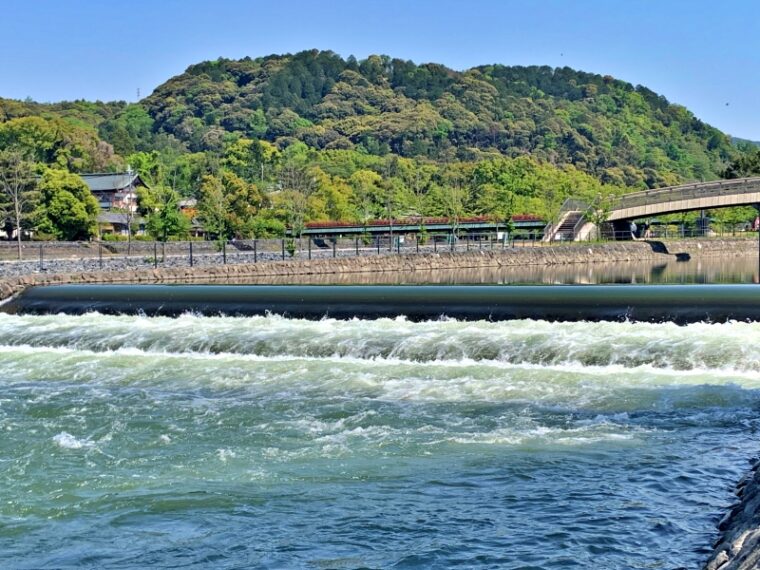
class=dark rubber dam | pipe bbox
[8,283,760,323]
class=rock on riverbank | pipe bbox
[706,462,760,570]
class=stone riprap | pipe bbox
[705,462,760,570]
[0,241,525,278]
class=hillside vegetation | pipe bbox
[0,50,754,241]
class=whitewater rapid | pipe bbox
[0,312,757,568]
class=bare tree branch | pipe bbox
[0,150,38,260]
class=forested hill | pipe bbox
[135,51,733,188]
[0,51,737,189]
[4,50,757,243]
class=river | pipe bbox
[1,254,759,568]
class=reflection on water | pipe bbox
[191,253,760,285]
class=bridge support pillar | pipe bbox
[611,220,635,241]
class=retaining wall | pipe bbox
[0,239,755,302]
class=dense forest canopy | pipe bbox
[138,51,736,188]
[0,50,756,240]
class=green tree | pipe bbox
[475,183,515,221]
[271,189,308,237]
[197,175,230,243]
[724,148,760,179]
[35,169,99,240]
[350,169,383,225]
[0,116,119,172]
[584,192,617,240]
[198,170,264,239]
[99,104,155,155]
[144,186,190,241]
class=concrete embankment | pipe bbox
[706,462,760,570]
[0,238,755,301]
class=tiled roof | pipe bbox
[81,172,145,192]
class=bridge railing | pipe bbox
[612,177,760,211]
[558,198,590,213]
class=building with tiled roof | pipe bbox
[81,169,145,212]
[80,168,147,236]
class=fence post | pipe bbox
[308,238,312,260]
[332,239,336,258]
[281,239,285,261]
[189,241,194,267]
[377,239,380,255]
[416,237,419,254]
[434,238,437,253]
[99,242,103,269]
[397,238,400,254]
[254,239,258,263]
[153,242,158,268]
[222,240,227,264]
[39,243,43,271]
[355,237,359,256]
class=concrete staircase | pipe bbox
[544,211,584,242]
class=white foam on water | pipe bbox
[0,312,750,375]
[52,432,95,450]
[0,342,757,420]
[216,448,235,462]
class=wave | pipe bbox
[1,342,759,416]
[0,312,758,372]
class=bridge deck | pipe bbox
[608,177,760,221]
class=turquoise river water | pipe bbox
[4,256,760,568]
[1,310,759,568]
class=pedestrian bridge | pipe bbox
[546,177,760,241]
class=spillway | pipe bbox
[7,283,760,323]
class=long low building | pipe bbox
[287,215,546,238]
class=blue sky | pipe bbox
[1,0,759,139]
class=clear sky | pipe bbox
[1,0,759,139]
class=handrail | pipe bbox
[542,221,554,241]
[558,198,589,214]
[544,199,589,241]
[572,211,587,237]
[612,177,760,211]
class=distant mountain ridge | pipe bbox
[732,136,760,148]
